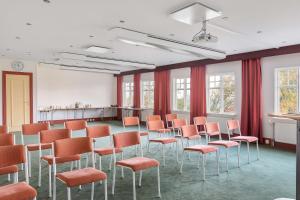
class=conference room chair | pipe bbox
[147,120,178,166]
[180,125,219,180]
[206,122,240,172]
[123,116,149,142]
[0,145,37,200]
[0,133,16,182]
[21,122,50,178]
[227,119,260,163]
[165,113,177,132]
[64,120,87,137]
[172,118,187,137]
[112,131,161,200]
[193,116,208,142]
[204,121,222,142]
[86,125,122,171]
[146,115,161,129]
[38,128,80,197]
[0,125,7,134]
[53,137,107,200]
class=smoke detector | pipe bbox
[192,20,218,43]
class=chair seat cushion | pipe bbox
[94,147,122,156]
[231,136,258,143]
[139,132,149,136]
[0,165,18,175]
[0,182,37,200]
[207,131,220,136]
[184,145,218,154]
[42,155,80,165]
[149,138,177,144]
[27,143,52,151]
[158,128,172,133]
[56,167,107,187]
[209,140,239,148]
[116,157,159,171]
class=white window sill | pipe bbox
[207,113,237,118]
[172,110,190,114]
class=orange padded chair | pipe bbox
[147,120,178,166]
[38,128,80,197]
[86,125,122,171]
[172,118,187,137]
[64,120,87,137]
[53,137,107,200]
[226,119,259,163]
[112,131,161,200]
[146,115,161,130]
[204,122,222,142]
[165,113,177,132]
[180,125,219,180]
[21,122,50,178]
[0,145,37,200]
[206,122,240,172]
[193,116,208,142]
[0,134,16,182]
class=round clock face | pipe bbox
[11,61,24,72]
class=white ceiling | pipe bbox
[1,0,300,72]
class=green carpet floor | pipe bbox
[0,121,296,200]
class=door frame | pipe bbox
[2,71,33,125]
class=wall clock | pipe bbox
[11,61,24,72]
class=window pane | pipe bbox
[279,87,297,113]
[209,88,221,113]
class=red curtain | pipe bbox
[241,58,263,142]
[190,65,207,123]
[133,73,141,116]
[154,70,171,120]
[116,75,123,120]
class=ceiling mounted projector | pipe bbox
[192,20,218,43]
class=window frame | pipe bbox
[141,80,154,109]
[122,81,134,107]
[206,72,236,115]
[274,67,300,113]
[172,77,190,112]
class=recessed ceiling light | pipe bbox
[1,55,5,57]
[6,48,10,51]
[119,20,125,23]
[26,22,32,26]
[257,30,262,34]
[281,41,287,44]
[85,46,111,54]
[222,16,229,20]
[43,0,50,3]
[69,45,73,48]
[118,38,157,49]
[16,36,21,40]
[89,35,94,38]
[169,33,175,37]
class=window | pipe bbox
[275,67,298,113]
[141,81,154,108]
[123,82,134,107]
[207,73,235,114]
[173,78,190,111]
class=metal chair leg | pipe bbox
[139,170,142,187]
[67,187,71,200]
[91,182,94,200]
[104,179,108,200]
[256,140,260,160]
[247,142,250,164]
[112,165,116,195]
[132,172,136,200]
[157,167,161,198]
[49,165,52,197]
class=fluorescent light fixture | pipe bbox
[59,52,156,69]
[170,2,222,25]
[118,38,157,49]
[85,46,111,54]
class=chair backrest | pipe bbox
[227,119,241,136]
[146,115,161,122]
[65,120,87,131]
[205,122,221,134]
[193,116,207,126]
[86,125,111,138]
[0,145,26,168]
[113,131,140,149]
[147,120,165,131]
[40,128,71,144]
[173,118,187,129]
[181,125,198,138]
[0,133,14,146]
[165,114,177,122]
[22,122,49,135]
[0,125,7,134]
[54,137,92,157]
[123,117,139,127]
